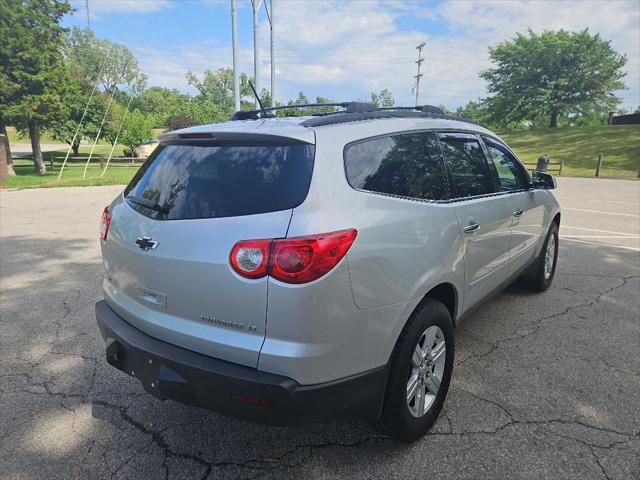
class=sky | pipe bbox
[64,0,640,111]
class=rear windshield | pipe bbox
[124,142,315,220]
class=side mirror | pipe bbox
[531,171,557,189]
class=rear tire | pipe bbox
[522,222,559,292]
[377,298,454,443]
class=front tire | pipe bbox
[377,298,455,443]
[522,222,559,292]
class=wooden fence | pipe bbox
[523,160,564,176]
[13,155,145,168]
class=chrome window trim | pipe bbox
[342,127,533,205]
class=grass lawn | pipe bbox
[500,124,640,178]
[5,126,57,143]
[2,145,139,189]
[3,124,639,188]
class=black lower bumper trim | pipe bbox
[95,300,388,425]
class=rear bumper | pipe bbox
[95,300,388,425]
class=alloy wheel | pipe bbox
[406,326,446,417]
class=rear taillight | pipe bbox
[270,229,357,284]
[230,239,271,279]
[100,207,111,241]
[229,229,357,284]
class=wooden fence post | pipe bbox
[559,160,563,176]
[595,153,603,177]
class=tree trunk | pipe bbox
[72,142,80,155]
[29,121,46,174]
[0,121,16,178]
[549,112,558,128]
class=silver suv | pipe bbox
[96,103,560,442]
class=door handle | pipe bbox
[513,208,524,217]
[464,222,480,233]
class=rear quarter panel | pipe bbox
[260,121,466,384]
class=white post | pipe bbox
[231,0,240,111]
[252,0,262,109]
[270,0,275,106]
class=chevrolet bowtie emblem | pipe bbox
[135,237,159,251]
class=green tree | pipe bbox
[185,68,252,112]
[0,0,72,173]
[160,96,227,130]
[310,95,339,114]
[0,1,17,176]
[259,88,272,108]
[370,88,395,108]
[119,109,154,156]
[276,91,311,116]
[454,100,506,129]
[481,29,627,128]
[131,87,192,128]
[48,77,111,154]
[65,27,147,96]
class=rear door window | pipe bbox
[344,131,449,201]
[437,132,496,198]
[124,143,315,220]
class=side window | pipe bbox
[483,137,528,191]
[344,131,449,201]
[437,133,495,198]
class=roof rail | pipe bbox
[229,101,376,120]
[228,102,478,128]
[300,107,478,128]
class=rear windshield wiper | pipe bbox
[126,194,168,214]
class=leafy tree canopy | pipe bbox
[48,79,111,154]
[186,68,253,112]
[481,29,627,127]
[118,109,154,156]
[65,26,147,95]
[0,0,72,172]
[370,88,395,108]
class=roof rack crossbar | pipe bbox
[259,102,350,112]
[229,102,376,121]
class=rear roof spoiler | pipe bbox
[157,130,314,145]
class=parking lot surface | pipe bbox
[1,178,638,480]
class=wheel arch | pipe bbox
[420,282,458,324]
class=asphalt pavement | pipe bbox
[0,178,638,480]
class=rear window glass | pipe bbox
[124,143,315,220]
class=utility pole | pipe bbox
[85,0,91,30]
[414,42,425,106]
[231,0,240,111]
[264,0,275,106]
[251,0,263,109]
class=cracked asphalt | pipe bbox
[1,178,638,480]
